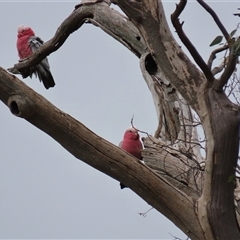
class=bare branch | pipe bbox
[211,60,226,76]
[215,54,238,90]
[197,0,230,43]
[0,66,203,240]
[171,0,214,82]
[207,45,228,69]
[196,0,240,89]
[8,2,146,75]
[8,7,91,74]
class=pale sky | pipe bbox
[0,1,239,239]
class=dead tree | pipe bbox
[1,0,240,239]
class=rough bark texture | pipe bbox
[2,0,240,239]
[0,67,204,239]
[207,88,240,239]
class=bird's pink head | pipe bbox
[123,127,140,140]
[17,25,35,37]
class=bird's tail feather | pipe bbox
[33,63,55,89]
[35,64,55,89]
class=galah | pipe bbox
[16,25,55,89]
[119,127,143,189]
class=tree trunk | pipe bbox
[207,88,240,239]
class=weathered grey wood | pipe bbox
[0,66,204,240]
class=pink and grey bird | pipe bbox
[16,25,55,89]
[119,127,143,189]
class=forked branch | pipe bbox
[197,0,238,90]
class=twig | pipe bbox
[224,72,240,104]
[130,116,152,139]
[169,232,190,240]
[138,207,153,217]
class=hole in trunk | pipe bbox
[10,101,20,115]
[145,54,157,75]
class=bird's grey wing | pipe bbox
[28,36,55,89]
[28,36,50,69]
